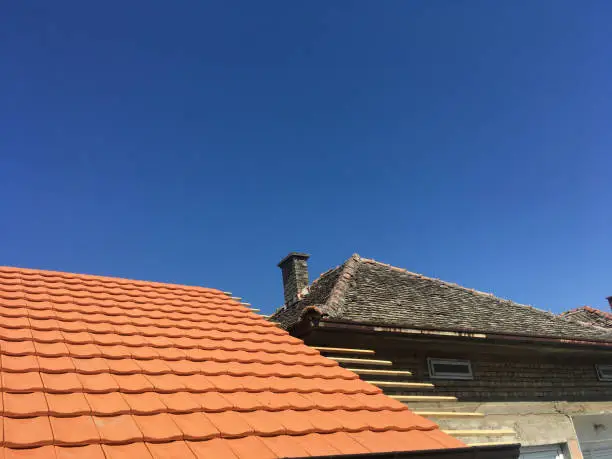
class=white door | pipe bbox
[519,444,564,459]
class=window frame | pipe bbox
[427,358,474,380]
[595,364,612,382]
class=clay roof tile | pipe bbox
[0,266,462,457]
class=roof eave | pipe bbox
[317,319,612,349]
[288,443,520,459]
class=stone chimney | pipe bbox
[278,252,310,306]
[607,296,612,311]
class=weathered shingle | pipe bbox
[562,306,612,329]
[271,254,612,343]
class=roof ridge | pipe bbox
[358,257,568,321]
[560,306,587,316]
[325,253,362,317]
[302,265,343,296]
[562,305,612,320]
[0,265,217,293]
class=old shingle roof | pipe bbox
[0,266,464,458]
[561,306,612,329]
[271,254,612,344]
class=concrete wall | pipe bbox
[573,413,612,456]
[415,401,612,449]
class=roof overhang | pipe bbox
[316,319,612,350]
[288,443,520,459]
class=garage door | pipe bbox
[582,446,612,459]
[519,444,564,459]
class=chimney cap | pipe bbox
[277,252,310,267]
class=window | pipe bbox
[519,444,565,459]
[595,364,612,381]
[427,358,473,380]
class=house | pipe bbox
[561,303,612,329]
[270,253,612,459]
[0,265,518,459]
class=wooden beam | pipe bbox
[389,395,457,402]
[466,442,518,447]
[443,429,515,437]
[347,368,412,377]
[249,308,261,312]
[230,296,242,301]
[327,356,393,366]
[414,412,485,418]
[312,346,375,355]
[366,381,434,389]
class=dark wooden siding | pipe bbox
[306,327,612,402]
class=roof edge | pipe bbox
[359,257,571,323]
[318,318,612,347]
[324,253,362,318]
[0,265,218,293]
[562,305,612,320]
[292,443,520,459]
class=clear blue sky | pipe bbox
[2,1,611,315]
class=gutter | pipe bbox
[285,444,520,459]
[317,319,612,350]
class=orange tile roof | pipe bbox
[0,266,464,458]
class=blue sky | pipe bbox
[1,1,611,315]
